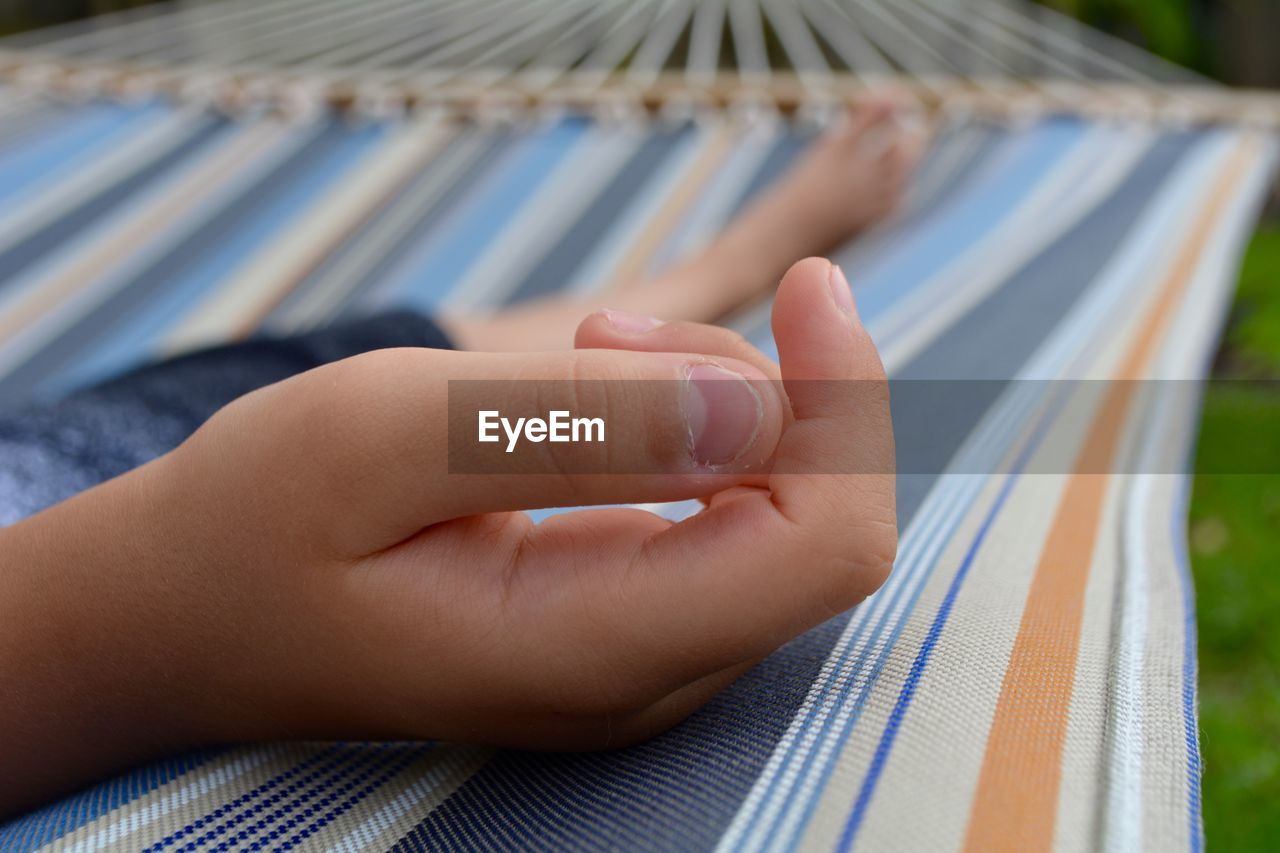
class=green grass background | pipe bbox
[1190,221,1280,849]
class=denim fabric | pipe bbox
[0,312,453,526]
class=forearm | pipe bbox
[0,457,210,818]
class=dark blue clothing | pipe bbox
[0,312,453,526]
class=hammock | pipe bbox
[0,1,1276,850]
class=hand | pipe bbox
[0,258,895,815]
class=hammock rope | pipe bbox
[0,0,1273,125]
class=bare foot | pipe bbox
[663,99,925,316]
[446,100,924,352]
[762,100,925,255]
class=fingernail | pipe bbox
[828,264,857,315]
[602,308,663,334]
[682,363,763,467]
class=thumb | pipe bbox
[585,257,897,673]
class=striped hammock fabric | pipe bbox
[0,0,1277,850]
[0,91,1273,853]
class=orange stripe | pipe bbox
[962,134,1261,853]
[606,125,735,286]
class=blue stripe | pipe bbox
[261,130,499,325]
[0,103,64,154]
[748,477,989,841]
[144,745,346,852]
[725,128,814,213]
[504,123,695,304]
[33,120,385,398]
[199,749,386,852]
[0,750,223,853]
[1174,476,1203,853]
[380,117,587,312]
[316,132,512,321]
[853,119,1087,324]
[1174,252,1236,852]
[0,103,165,208]
[268,747,427,852]
[0,113,227,300]
[1173,327,1218,852]
[831,125,1005,284]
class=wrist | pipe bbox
[0,455,225,810]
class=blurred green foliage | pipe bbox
[1041,0,1205,72]
[1227,224,1280,371]
[1190,224,1280,851]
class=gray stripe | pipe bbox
[0,102,64,152]
[504,124,693,305]
[266,130,510,326]
[727,125,816,213]
[834,122,1004,272]
[891,132,1197,522]
[0,122,351,401]
[732,123,1004,347]
[0,114,227,298]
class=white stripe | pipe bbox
[161,117,442,353]
[442,125,645,310]
[567,123,708,293]
[0,121,293,376]
[876,124,1156,368]
[272,128,474,332]
[53,749,279,853]
[649,120,782,270]
[0,109,203,255]
[1109,468,1153,852]
[1103,134,1276,853]
[835,122,988,274]
[327,747,489,852]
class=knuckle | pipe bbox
[824,520,897,608]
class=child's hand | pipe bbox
[0,259,895,813]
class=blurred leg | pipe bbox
[444,101,924,352]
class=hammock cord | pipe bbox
[0,0,1266,126]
